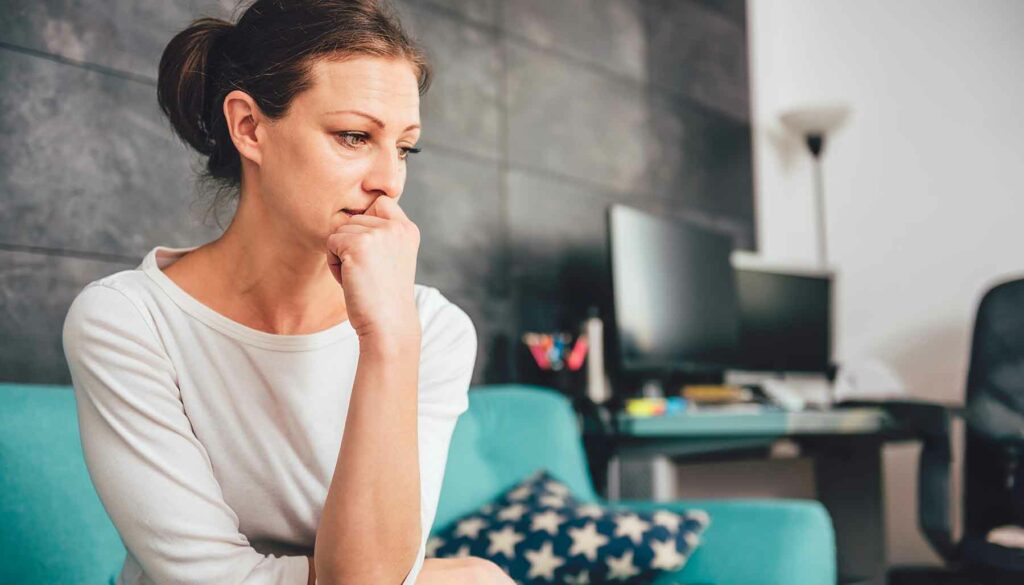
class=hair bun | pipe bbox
[157,17,235,155]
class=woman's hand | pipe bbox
[418,557,517,585]
[326,196,421,344]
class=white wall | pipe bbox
[748,0,1024,566]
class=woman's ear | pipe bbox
[223,89,264,166]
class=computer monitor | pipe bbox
[734,267,832,374]
[606,204,739,384]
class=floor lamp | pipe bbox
[779,105,850,269]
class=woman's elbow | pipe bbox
[315,531,421,585]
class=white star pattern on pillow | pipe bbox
[506,483,533,501]
[575,504,604,519]
[524,540,565,580]
[487,525,525,558]
[539,493,568,508]
[454,516,488,539]
[563,569,591,584]
[567,521,609,561]
[653,509,683,531]
[545,480,570,496]
[530,509,565,535]
[497,502,528,521]
[614,513,651,545]
[650,537,688,571]
[425,535,445,557]
[606,549,641,580]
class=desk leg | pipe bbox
[607,455,621,502]
[607,455,677,502]
[812,439,886,585]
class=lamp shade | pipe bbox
[779,104,850,136]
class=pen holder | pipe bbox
[518,330,589,398]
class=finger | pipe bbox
[333,224,374,234]
[326,231,365,258]
[365,195,408,221]
[341,213,388,228]
[326,250,342,285]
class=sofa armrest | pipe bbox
[612,498,835,585]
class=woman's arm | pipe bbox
[314,333,422,584]
[318,196,425,584]
[63,284,311,584]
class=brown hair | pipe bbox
[156,0,432,227]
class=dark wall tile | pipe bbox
[413,0,500,27]
[506,42,648,194]
[689,0,747,25]
[0,1,231,80]
[399,146,509,388]
[643,0,750,121]
[397,2,503,161]
[0,48,222,256]
[402,148,503,294]
[503,0,645,82]
[646,91,755,220]
[442,287,515,386]
[0,248,134,383]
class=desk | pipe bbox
[589,406,915,585]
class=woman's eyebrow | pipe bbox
[323,109,420,132]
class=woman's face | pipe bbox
[255,55,422,248]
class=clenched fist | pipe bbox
[326,196,421,343]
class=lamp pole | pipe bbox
[807,133,828,268]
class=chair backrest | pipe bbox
[963,277,1024,535]
[432,384,599,532]
[0,383,125,585]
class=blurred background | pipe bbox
[2,0,1023,579]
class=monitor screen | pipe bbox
[735,268,832,373]
[607,204,739,375]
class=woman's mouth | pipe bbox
[342,209,366,216]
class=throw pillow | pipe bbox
[427,469,710,584]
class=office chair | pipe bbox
[890,277,1024,585]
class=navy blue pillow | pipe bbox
[427,469,710,584]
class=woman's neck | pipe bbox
[187,193,348,335]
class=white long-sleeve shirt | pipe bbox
[61,245,477,585]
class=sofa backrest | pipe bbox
[0,383,124,585]
[432,384,599,531]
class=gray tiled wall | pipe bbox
[0,0,754,386]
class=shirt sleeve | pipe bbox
[400,293,478,585]
[62,284,311,585]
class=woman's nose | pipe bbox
[363,149,403,199]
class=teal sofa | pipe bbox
[1,383,836,584]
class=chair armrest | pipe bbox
[611,498,835,585]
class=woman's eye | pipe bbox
[336,132,368,148]
[399,146,422,160]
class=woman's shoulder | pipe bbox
[413,284,476,342]
[413,284,478,409]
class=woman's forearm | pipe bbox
[314,333,422,584]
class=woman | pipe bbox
[61,1,512,583]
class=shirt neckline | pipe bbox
[140,244,357,351]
